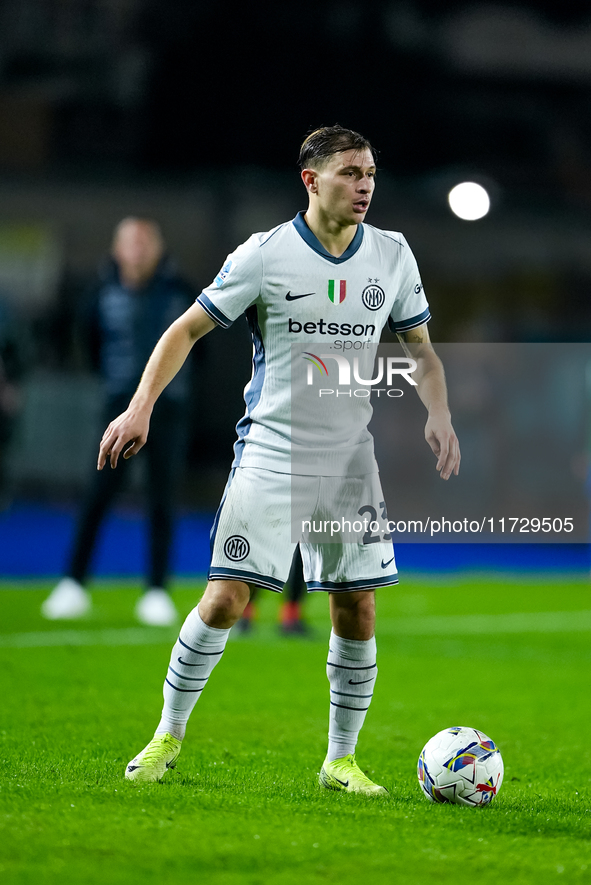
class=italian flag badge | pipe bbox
[328,279,347,304]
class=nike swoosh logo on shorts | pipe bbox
[348,678,374,685]
[381,556,395,569]
[285,291,315,301]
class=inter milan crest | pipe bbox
[361,282,385,311]
[223,535,250,561]
[328,279,346,304]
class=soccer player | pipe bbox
[98,126,460,794]
[42,218,195,626]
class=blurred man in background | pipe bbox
[237,547,309,635]
[42,217,195,626]
[0,295,28,510]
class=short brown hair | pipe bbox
[298,125,377,170]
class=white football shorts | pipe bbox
[209,466,398,592]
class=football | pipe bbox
[417,726,504,806]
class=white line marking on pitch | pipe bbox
[380,610,591,636]
[0,627,176,649]
[0,610,590,648]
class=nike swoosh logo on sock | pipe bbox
[348,677,374,685]
[177,657,206,667]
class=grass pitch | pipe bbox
[0,575,590,884]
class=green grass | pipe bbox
[1,576,590,884]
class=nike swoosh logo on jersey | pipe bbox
[381,556,395,569]
[348,677,374,685]
[285,291,315,301]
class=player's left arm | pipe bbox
[397,324,460,480]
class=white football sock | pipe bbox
[156,606,230,740]
[326,630,377,762]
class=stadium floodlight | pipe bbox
[447,182,491,221]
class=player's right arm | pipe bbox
[98,233,261,469]
[97,302,216,469]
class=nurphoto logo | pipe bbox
[302,352,417,397]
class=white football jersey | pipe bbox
[197,212,429,475]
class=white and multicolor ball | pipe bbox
[417,726,503,806]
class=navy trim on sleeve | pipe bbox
[388,307,431,334]
[197,293,233,329]
[292,211,364,264]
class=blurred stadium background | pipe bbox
[1,0,590,579]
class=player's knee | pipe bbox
[340,589,375,617]
[199,579,250,627]
[331,589,375,639]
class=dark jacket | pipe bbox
[82,255,195,402]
